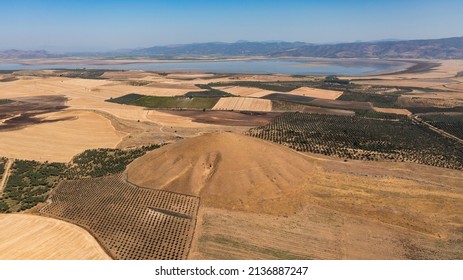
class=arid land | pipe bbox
[0,58,462,259]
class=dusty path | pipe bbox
[411,115,463,144]
[0,159,13,193]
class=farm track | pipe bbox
[411,115,463,144]
[40,174,200,260]
[0,159,13,194]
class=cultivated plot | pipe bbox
[212,97,272,112]
[40,174,199,260]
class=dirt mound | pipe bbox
[127,132,318,213]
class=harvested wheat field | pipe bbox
[214,86,279,97]
[128,132,463,259]
[287,87,343,100]
[373,107,411,115]
[0,110,124,162]
[212,97,272,112]
[0,214,110,260]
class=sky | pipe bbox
[1,0,462,52]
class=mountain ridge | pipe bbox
[1,36,462,59]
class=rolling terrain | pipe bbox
[0,59,462,260]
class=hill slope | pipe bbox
[127,132,319,213]
[132,37,463,59]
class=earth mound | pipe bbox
[127,132,318,213]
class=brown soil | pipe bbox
[163,110,281,126]
[0,95,68,131]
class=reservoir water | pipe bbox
[0,59,411,75]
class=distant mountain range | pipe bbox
[2,36,463,59]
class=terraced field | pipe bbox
[40,174,199,260]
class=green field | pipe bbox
[0,99,13,104]
[107,93,220,109]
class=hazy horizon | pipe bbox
[1,0,463,52]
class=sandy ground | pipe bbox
[0,110,124,162]
[373,107,411,115]
[212,97,272,111]
[287,87,343,100]
[349,60,463,90]
[0,214,110,260]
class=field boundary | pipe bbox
[40,173,200,260]
[0,159,14,194]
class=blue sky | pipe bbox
[1,0,462,52]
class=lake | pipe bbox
[0,59,412,75]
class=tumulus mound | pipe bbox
[127,132,319,214]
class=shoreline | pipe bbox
[0,57,439,76]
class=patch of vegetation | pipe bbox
[134,96,220,109]
[126,80,152,86]
[420,113,463,139]
[0,145,161,213]
[54,69,109,79]
[354,109,408,120]
[406,107,463,114]
[324,75,350,85]
[0,157,6,174]
[0,76,18,82]
[1,160,66,212]
[106,93,145,104]
[64,144,159,179]
[248,112,463,170]
[107,93,220,109]
[184,84,233,97]
[338,90,399,108]
[0,99,13,105]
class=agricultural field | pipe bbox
[212,97,272,111]
[0,66,462,260]
[1,160,65,212]
[419,113,463,140]
[64,145,159,179]
[0,214,111,260]
[247,112,463,169]
[0,145,160,213]
[107,94,220,110]
[40,174,199,260]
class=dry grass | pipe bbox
[212,97,272,111]
[214,86,278,97]
[128,132,463,259]
[288,87,343,100]
[373,107,411,115]
[0,110,124,162]
[0,214,110,260]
